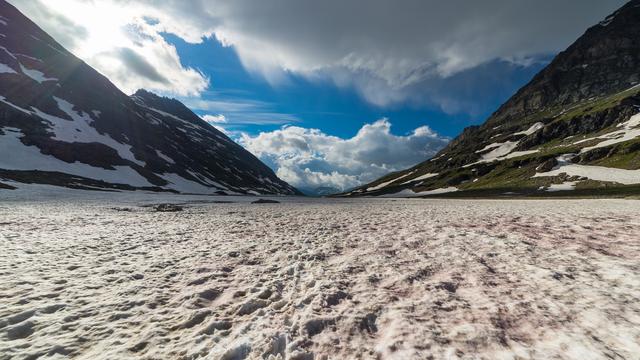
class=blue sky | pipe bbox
[11,0,625,191]
[169,33,546,139]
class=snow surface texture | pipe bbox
[1,187,639,359]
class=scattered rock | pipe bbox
[252,199,280,204]
[436,281,458,293]
[153,204,183,212]
[552,272,575,281]
[257,289,273,300]
[406,268,433,284]
[198,289,222,301]
[359,313,378,334]
[304,318,335,337]
[324,291,350,307]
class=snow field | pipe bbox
[0,194,639,359]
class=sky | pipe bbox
[9,0,625,192]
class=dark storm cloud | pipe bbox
[121,0,625,110]
[8,0,628,110]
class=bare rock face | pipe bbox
[491,0,640,123]
[0,2,300,196]
[536,158,558,173]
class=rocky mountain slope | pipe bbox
[0,1,299,195]
[347,0,640,198]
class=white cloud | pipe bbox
[9,0,625,111]
[201,114,227,124]
[188,99,301,126]
[10,0,209,96]
[239,119,449,191]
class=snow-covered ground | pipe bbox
[1,187,639,359]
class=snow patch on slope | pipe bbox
[579,113,640,153]
[160,173,222,194]
[514,122,544,136]
[0,62,16,74]
[402,173,438,184]
[534,154,640,185]
[480,141,518,160]
[545,181,578,192]
[155,150,175,164]
[19,63,56,83]
[381,186,458,198]
[366,177,401,192]
[0,127,152,187]
[34,97,145,166]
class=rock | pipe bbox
[0,181,16,190]
[436,281,458,293]
[154,204,183,212]
[536,158,558,172]
[252,199,280,204]
[359,313,378,334]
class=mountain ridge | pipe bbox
[0,0,300,195]
[345,0,640,198]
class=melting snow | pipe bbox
[160,173,221,194]
[155,150,175,164]
[381,186,458,197]
[579,113,640,153]
[1,193,639,359]
[514,122,544,136]
[0,127,152,187]
[0,62,16,74]
[401,173,438,184]
[366,177,402,192]
[480,141,519,160]
[534,154,640,185]
[0,95,33,114]
[466,141,538,168]
[0,46,17,60]
[545,181,578,192]
[1,95,145,167]
[32,97,145,166]
[19,63,57,83]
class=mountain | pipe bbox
[299,186,342,197]
[0,1,299,195]
[345,0,640,198]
